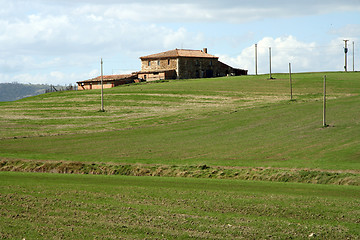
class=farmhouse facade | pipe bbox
[77,48,247,89]
[137,48,247,81]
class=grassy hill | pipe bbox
[1,72,360,239]
[1,72,359,171]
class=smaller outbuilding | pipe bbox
[77,74,138,90]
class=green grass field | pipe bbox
[0,72,359,170]
[1,172,359,239]
[1,72,359,239]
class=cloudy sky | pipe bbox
[1,0,359,85]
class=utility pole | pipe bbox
[100,58,105,112]
[269,47,272,79]
[344,40,349,72]
[323,75,327,127]
[255,44,258,75]
[289,63,293,101]
[353,41,355,72]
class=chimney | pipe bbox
[203,48,208,54]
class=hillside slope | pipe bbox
[0,72,359,171]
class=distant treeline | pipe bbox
[0,82,76,102]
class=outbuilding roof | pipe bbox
[77,74,136,83]
[140,49,218,60]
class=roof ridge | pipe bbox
[76,73,137,83]
[140,48,218,59]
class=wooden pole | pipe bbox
[101,58,104,112]
[344,40,349,72]
[323,75,327,127]
[269,47,272,79]
[353,41,355,72]
[255,44,258,75]
[289,63,293,101]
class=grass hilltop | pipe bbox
[1,72,360,239]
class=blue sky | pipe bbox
[0,0,359,84]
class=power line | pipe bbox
[225,43,347,58]
[255,44,343,50]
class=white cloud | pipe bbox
[1,70,99,85]
[163,27,204,49]
[0,14,72,56]
[6,0,358,26]
[329,24,360,39]
[0,8,203,54]
[218,36,347,74]
[23,0,360,23]
[60,1,360,25]
[0,8,205,84]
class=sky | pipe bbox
[0,0,359,85]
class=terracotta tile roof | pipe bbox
[77,74,136,83]
[140,49,218,60]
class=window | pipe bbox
[210,60,213,66]
[148,61,151,66]
[195,60,199,66]
[157,60,160,66]
[168,59,170,65]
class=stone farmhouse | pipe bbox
[77,48,247,90]
[137,48,247,81]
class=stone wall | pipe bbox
[78,82,114,90]
[138,70,176,82]
[178,57,219,79]
[141,58,177,72]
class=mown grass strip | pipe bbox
[1,159,359,186]
[1,171,359,239]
